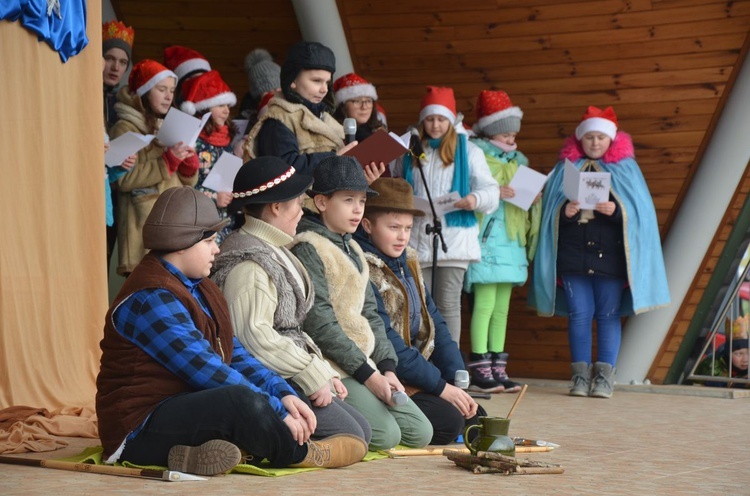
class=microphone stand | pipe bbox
[410,148,448,296]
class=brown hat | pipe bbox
[365,178,425,217]
[143,187,230,252]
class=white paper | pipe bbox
[230,119,250,149]
[413,191,463,218]
[395,131,411,148]
[563,159,611,209]
[156,107,211,148]
[105,132,155,167]
[506,166,548,211]
[200,152,244,193]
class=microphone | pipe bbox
[343,118,357,145]
[454,370,470,390]
[408,127,425,161]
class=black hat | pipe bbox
[307,155,378,198]
[228,156,313,212]
[281,41,336,101]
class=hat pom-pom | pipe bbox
[180,101,196,115]
[244,48,272,73]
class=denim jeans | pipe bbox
[561,274,624,365]
[120,385,308,467]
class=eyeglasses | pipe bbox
[349,98,374,108]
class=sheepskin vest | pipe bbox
[365,248,436,360]
[244,96,344,159]
[292,230,376,377]
[211,231,316,351]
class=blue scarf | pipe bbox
[403,133,476,227]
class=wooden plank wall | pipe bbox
[113,0,750,380]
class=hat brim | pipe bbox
[228,172,314,212]
[144,217,230,252]
[365,205,425,217]
[307,186,379,198]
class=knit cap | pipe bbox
[102,20,134,64]
[245,48,281,99]
[280,41,336,101]
[474,90,523,136]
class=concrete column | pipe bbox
[291,0,354,79]
[617,50,750,383]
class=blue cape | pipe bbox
[529,156,670,316]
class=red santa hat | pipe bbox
[575,106,618,140]
[375,102,387,126]
[419,86,457,124]
[473,90,523,136]
[179,70,237,115]
[333,73,378,104]
[128,60,177,98]
[163,46,212,81]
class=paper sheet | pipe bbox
[200,152,244,193]
[156,108,211,148]
[105,132,154,167]
[230,119,250,149]
[413,191,463,218]
[506,166,548,211]
[563,159,611,209]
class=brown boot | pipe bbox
[292,434,368,468]
[167,439,241,476]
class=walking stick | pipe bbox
[0,455,206,482]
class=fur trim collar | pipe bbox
[559,131,634,164]
[114,86,158,135]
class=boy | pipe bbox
[96,186,366,476]
[356,178,480,444]
[290,156,432,450]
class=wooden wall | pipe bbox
[113,0,750,380]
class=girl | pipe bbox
[180,70,239,244]
[332,72,387,142]
[111,59,199,276]
[530,106,669,398]
[393,86,499,348]
[211,156,372,447]
[465,91,541,393]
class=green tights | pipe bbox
[470,283,513,354]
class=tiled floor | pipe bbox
[2,381,749,495]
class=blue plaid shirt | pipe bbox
[112,259,296,419]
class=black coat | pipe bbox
[556,196,627,280]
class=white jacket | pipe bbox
[394,137,499,268]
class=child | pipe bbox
[211,156,372,445]
[530,106,670,398]
[393,86,499,344]
[290,156,433,450]
[163,45,212,106]
[96,186,367,475]
[357,178,480,445]
[111,60,200,276]
[464,91,541,393]
[695,322,749,388]
[180,70,239,244]
[332,73,387,142]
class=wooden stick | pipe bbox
[506,383,529,419]
[385,445,552,457]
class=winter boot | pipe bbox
[569,362,591,397]
[590,362,615,398]
[168,439,242,476]
[491,352,523,393]
[292,434,368,468]
[468,352,504,393]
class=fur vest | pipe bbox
[291,230,376,377]
[211,230,318,353]
[243,96,344,159]
[365,248,435,360]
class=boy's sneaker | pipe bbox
[168,439,241,476]
[468,352,505,393]
[292,434,368,468]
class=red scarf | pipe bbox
[200,125,231,147]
